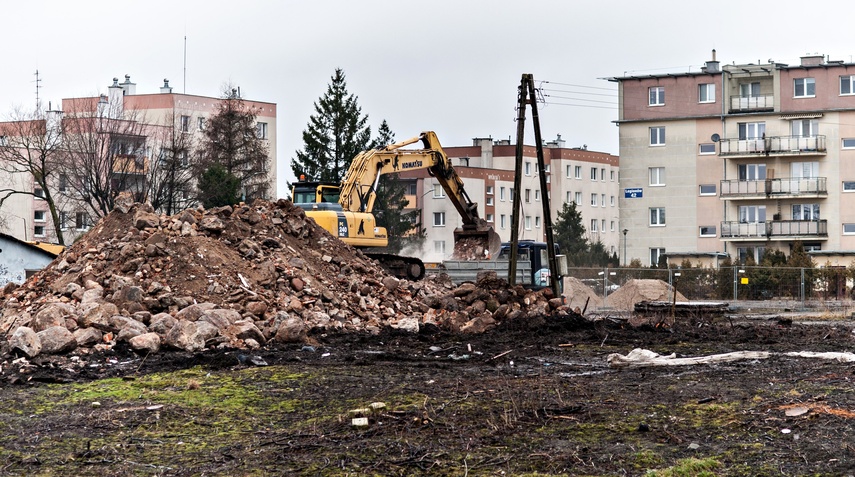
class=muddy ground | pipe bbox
[1,314,855,477]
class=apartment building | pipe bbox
[0,75,277,244]
[396,135,620,262]
[612,51,855,268]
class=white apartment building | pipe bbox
[397,135,620,262]
[612,51,855,268]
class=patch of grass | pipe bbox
[643,456,721,476]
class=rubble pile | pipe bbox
[603,279,687,311]
[1,199,572,359]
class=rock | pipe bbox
[165,320,205,352]
[175,303,217,321]
[10,326,41,358]
[390,316,420,333]
[74,327,103,347]
[129,333,161,354]
[382,276,400,292]
[31,303,70,332]
[134,210,161,229]
[149,313,177,335]
[200,309,242,331]
[199,216,225,232]
[459,314,497,334]
[224,320,266,346]
[273,316,307,343]
[37,326,78,354]
[245,301,268,317]
[194,321,220,343]
[80,303,120,331]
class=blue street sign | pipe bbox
[624,188,643,198]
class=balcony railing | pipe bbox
[719,135,826,156]
[729,93,774,111]
[720,220,827,239]
[719,177,827,198]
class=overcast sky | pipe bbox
[3,0,854,198]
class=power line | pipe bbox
[542,80,614,91]
[543,94,617,105]
[541,101,618,110]
[541,87,617,98]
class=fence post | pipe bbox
[733,266,738,301]
[801,267,805,307]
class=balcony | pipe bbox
[719,177,827,199]
[720,220,827,240]
[718,135,826,157]
[729,93,774,112]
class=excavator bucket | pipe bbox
[451,220,502,260]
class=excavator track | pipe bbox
[365,252,426,281]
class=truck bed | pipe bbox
[428,259,533,285]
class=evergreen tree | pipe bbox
[196,88,271,201]
[292,69,371,183]
[197,164,241,208]
[552,202,589,265]
[369,121,423,253]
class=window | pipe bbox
[650,248,666,267]
[574,166,582,179]
[844,181,855,192]
[433,212,445,226]
[34,187,45,199]
[591,219,598,232]
[739,205,766,223]
[590,167,597,181]
[601,194,606,207]
[737,247,766,264]
[535,190,540,201]
[486,197,494,206]
[740,82,760,98]
[699,184,716,196]
[180,115,190,132]
[0,135,6,146]
[407,183,417,195]
[699,143,716,155]
[841,75,855,95]
[34,210,46,222]
[256,122,268,139]
[738,122,765,139]
[700,226,717,237]
[590,194,597,206]
[486,213,494,223]
[566,191,572,203]
[34,226,45,237]
[75,212,90,230]
[738,163,766,181]
[59,174,68,192]
[794,78,815,98]
[649,166,665,186]
[843,139,855,149]
[535,216,541,228]
[791,119,818,137]
[792,204,820,220]
[610,170,615,181]
[500,214,506,229]
[600,168,606,181]
[650,207,666,226]
[500,187,506,201]
[433,187,445,198]
[486,185,494,195]
[649,86,665,106]
[197,117,206,130]
[525,162,532,176]
[525,216,532,230]
[699,83,715,103]
[844,224,855,234]
[575,192,582,204]
[566,165,572,178]
[601,219,606,231]
[650,126,665,146]
[59,212,68,230]
[610,195,615,206]
[610,221,615,232]
[791,161,818,179]
[459,157,469,167]
[434,241,446,254]
[525,189,531,203]
[179,150,189,167]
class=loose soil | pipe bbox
[2,314,855,476]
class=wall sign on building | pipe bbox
[624,188,643,198]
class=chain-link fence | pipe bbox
[566,266,853,305]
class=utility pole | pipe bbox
[508,77,527,286]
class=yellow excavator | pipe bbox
[292,131,500,280]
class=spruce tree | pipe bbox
[292,69,371,183]
[552,201,589,265]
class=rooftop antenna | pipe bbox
[183,35,187,94]
[34,69,42,110]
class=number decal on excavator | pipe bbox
[337,216,348,237]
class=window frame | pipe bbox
[843,181,855,192]
[844,223,855,235]
[649,86,665,106]
[650,126,665,146]
[649,166,665,186]
[433,211,445,227]
[698,83,715,103]
[794,77,816,98]
[649,207,666,226]
[699,143,716,155]
[34,210,47,222]
[699,225,717,237]
[574,166,582,179]
[699,184,717,196]
[841,75,855,95]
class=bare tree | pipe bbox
[0,104,67,244]
[146,109,196,215]
[196,87,271,202]
[58,98,152,219]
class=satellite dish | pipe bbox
[711,133,721,142]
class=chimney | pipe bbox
[120,74,136,95]
[703,49,720,73]
[800,54,824,67]
[107,77,124,119]
[160,78,173,94]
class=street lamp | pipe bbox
[622,229,628,266]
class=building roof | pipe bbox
[0,233,62,258]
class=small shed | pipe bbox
[0,233,61,287]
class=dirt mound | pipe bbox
[604,279,687,311]
[1,199,577,359]
[563,277,602,312]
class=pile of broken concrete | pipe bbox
[1,199,573,359]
